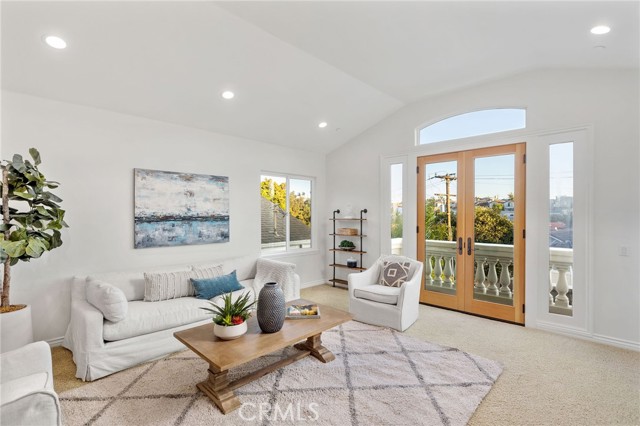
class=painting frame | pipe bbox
[134,168,229,248]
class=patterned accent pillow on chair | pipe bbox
[380,261,411,287]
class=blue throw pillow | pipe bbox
[191,270,244,300]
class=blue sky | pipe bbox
[391,110,573,203]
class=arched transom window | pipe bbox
[419,108,526,145]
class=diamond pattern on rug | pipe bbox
[60,321,502,426]
[353,387,441,425]
[123,358,203,397]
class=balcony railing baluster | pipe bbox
[410,239,573,316]
[498,259,512,298]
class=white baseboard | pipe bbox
[537,321,639,352]
[301,279,328,289]
[46,336,65,347]
[592,334,640,352]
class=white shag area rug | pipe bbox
[60,321,502,426]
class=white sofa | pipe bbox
[63,256,300,381]
[348,255,423,332]
[0,341,62,426]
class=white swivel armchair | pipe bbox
[348,255,424,332]
[0,341,62,426]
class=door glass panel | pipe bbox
[549,143,573,316]
[390,163,403,255]
[473,155,515,306]
[424,161,458,295]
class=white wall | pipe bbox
[2,91,327,343]
[326,69,640,348]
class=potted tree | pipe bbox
[201,292,256,340]
[0,148,67,352]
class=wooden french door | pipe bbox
[417,144,526,323]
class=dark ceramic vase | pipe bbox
[257,282,286,333]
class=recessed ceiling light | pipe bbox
[43,35,67,49]
[221,91,235,100]
[590,25,610,35]
[318,122,328,128]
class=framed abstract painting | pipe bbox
[134,169,229,248]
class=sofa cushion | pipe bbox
[354,285,400,305]
[103,288,253,341]
[191,270,244,300]
[380,261,411,288]
[86,279,128,322]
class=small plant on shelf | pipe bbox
[202,291,256,326]
[339,240,356,251]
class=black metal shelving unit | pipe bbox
[329,208,368,287]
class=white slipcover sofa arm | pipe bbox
[0,341,61,426]
[1,341,52,385]
[348,262,381,295]
[398,263,424,309]
[255,258,300,301]
[66,298,106,350]
[63,295,106,381]
[1,390,61,426]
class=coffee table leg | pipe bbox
[197,368,241,414]
[294,333,335,363]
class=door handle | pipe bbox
[458,237,463,255]
[467,237,472,256]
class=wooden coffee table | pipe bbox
[174,299,352,414]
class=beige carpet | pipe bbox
[59,321,501,426]
[52,284,640,425]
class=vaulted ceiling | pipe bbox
[3,1,638,153]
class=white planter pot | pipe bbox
[213,321,247,340]
[0,305,34,353]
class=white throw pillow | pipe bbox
[86,279,128,322]
[144,265,226,302]
[143,270,196,302]
[190,263,224,280]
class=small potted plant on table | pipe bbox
[201,292,256,340]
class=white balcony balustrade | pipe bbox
[416,239,573,315]
[549,248,573,316]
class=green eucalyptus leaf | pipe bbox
[0,240,27,257]
[49,230,62,249]
[11,155,26,173]
[14,216,28,227]
[12,190,34,200]
[25,238,46,257]
[35,206,52,218]
[29,148,41,166]
[46,221,62,230]
[10,228,28,241]
[43,192,62,203]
